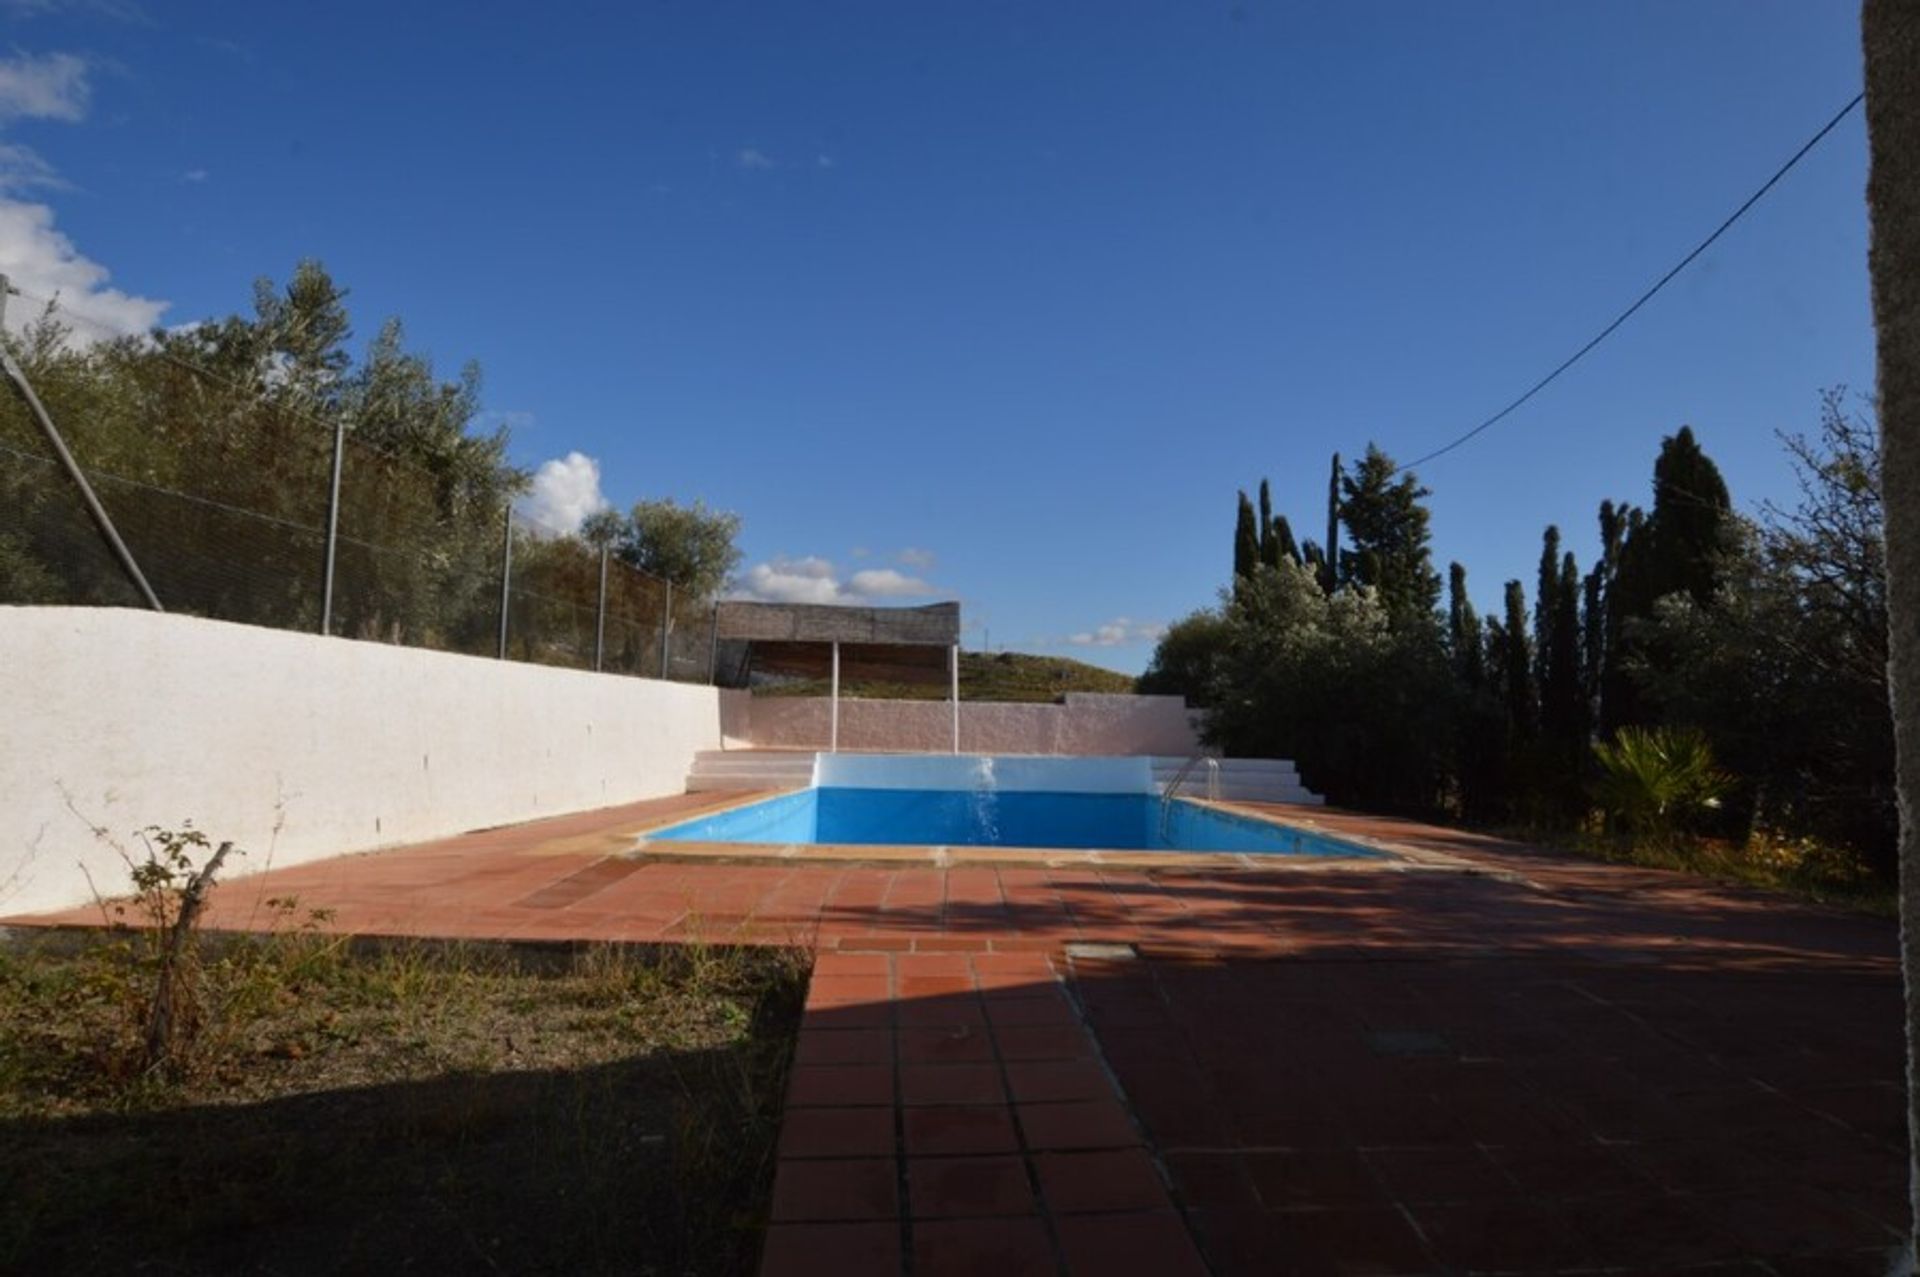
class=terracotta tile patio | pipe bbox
[5,794,1906,1274]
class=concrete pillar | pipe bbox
[1861,3,1920,1266]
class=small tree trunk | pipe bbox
[143,839,235,1074]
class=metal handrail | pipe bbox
[1158,755,1220,839]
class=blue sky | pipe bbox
[0,2,1875,673]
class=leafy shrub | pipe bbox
[1592,726,1732,844]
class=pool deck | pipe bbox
[4,792,1906,1275]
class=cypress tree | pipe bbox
[1271,515,1300,567]
[1602,506,1653,733]
[1647,425,1732,605]
[1339,444,1441,631]
[1491,577,1538,821]
[1500,580,1536,742]
[1233,491,1260,586]
[1538,551,1589,820]
[1534,525,1562,683]
[1582,566,1605,716]
[1477,615,1515,819]
[1559,552,1583,687]
[1598,428,1731,734]
[1258,479,1276,568]
[1495,579,1538,816]
[1450,563,1503,819]
[1301,539,1327,582]
[1542,551,1585,746]
[1583,499,1623,715]
[1447,562,1485,687]
[1323,452,1342,593]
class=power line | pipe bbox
[1406,90,1865,471]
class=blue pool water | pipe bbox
[647,787,1384,858]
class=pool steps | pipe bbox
[684,750,1324,805]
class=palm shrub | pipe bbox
[1592,726,1733,844]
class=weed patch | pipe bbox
[0,932,808,1275]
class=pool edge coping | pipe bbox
[621,790,1487,876]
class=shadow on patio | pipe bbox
[774,942,1907,1276]
[807,863,1896,971]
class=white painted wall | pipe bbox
[0,607,725,916]
[740,692,1201,756]
[814,754,1155,794]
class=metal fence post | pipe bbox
[496,510,514,660]
[594,547,609,672]
[950,643,961,754]
[0,274,164,613]
[706,603,719,685]
[319,414,345,634]
[659,580,673,678]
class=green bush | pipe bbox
[1592,726,1733,844]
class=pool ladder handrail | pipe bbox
[1158,755,1220,839]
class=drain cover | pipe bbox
[1064,942,1138,960]
[1365,1030,1454,1059]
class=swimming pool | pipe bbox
[646,786,1383,858]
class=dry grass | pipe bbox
[1492,824,1898,917]
[0,928,809,1275]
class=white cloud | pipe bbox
[0,199,168,338]
[0,142,63,192]
[181,168,208,183]
[897,547,935,570]
[3,0,147,20]
[0,51,89,123]
[515,451,609,536]
[738,556,843,604]
[735,556,942,605]
[1067,618,1167,648]
[736,147,774,171]
[848,568,933,598]
[0,47,168,344]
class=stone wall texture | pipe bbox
[732,692,1201,757]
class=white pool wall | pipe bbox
[811,753,1155,794]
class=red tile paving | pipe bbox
[5,796,1908,1274]
[911,1217,1056,1277]
[908,1154,1036,1217]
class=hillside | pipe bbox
[754,650,1135,703]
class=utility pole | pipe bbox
[594,546,609,672]
[496,510,514,659]
[659,581,673,678]
[319,414,346,634]
[706,604,720,685]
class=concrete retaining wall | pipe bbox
[0,607,726,915]
[737,692,1201,757]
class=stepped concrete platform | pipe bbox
[688,748,817,792]
[1150,755,1325,805]
[689,750,1327,806]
